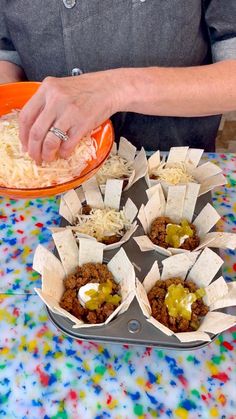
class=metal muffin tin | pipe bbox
[47,178,235,349]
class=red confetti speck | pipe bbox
[36,366,49,386]
[145,381,152,389]
[17,229,24,234]
[13,307,20,317]
[0,215,7,219]
[20,215,24,221]
[143,347,152,357]
[37,325,49,338]
[69,390,77,400]
[106,394,112,405]
[222,341,233,351]
[178,375,188,388]
[35,222,43,228]
[201,395,207,401]
[212,372,229,383]
[233,263,236,272]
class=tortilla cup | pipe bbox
[136,249,236,342]
[147,146,226,196]
[134,183,236,256]
[96,137,148,192]
[52,177,138,251]
[34,234,136,328]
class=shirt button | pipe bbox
[63,0,76,9]
[71,68,83,76]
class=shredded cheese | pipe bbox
[72,207,131,241]
[149,162,196,185]
[0,111,97,188]
[96,154,134,185]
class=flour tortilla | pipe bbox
[34,239,136,328]
[136,249,236,342]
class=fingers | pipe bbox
[59,127,86,159]
[27,108,57,164]
[18,74,108,163]
[42,119,70,162]
[19,88,45,152]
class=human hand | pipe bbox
[19,71,123,163]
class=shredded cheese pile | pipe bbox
[96,154,134,185]
[73,207,131,241]
[0,111,97,188]
[150,162,196,185]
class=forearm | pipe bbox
[115,60,236,117]
[0,61,26,84]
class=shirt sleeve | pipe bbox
[205,0,236,62]
[0,1,22,66]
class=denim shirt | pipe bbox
[1,0,236,150]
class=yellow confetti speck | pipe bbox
[79,390,85,399]
[136,377,145,386]
[0,347,9,355]
[28,340,37,352]
[175,407,189,419]
[107,399,118,409]
[53,352,63,359]
[206,361,218,375]
[92,374,102,384]
[108,366,116,377]
[210,407,219,417]
[156,373,161,384]
[83,360,90,371]
[43,342,52,355]
[0,309,15,324]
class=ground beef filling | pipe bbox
[60,263,121,324]
[80,204,122,245]
[148,216,200,251]
[147,277,209,332]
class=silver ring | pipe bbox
[49,126,69,142]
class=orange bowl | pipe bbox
[0,81,114,198]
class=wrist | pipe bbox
[106,68,141,113]
[108,67,162,114]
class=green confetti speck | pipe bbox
[66,362,73,368]
[212,355,222,365]
[55,369,62,379]
[134,404,144,416]
[218,334,223,343]
[156,350,164,359]
[124,351,132,363]
[51,413,68,419]
[94,365,106,376]
[191,389,200,399]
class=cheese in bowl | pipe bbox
[0,110,97,189]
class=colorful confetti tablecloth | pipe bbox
[0,153,236,419]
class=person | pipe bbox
[0,0,236,164]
